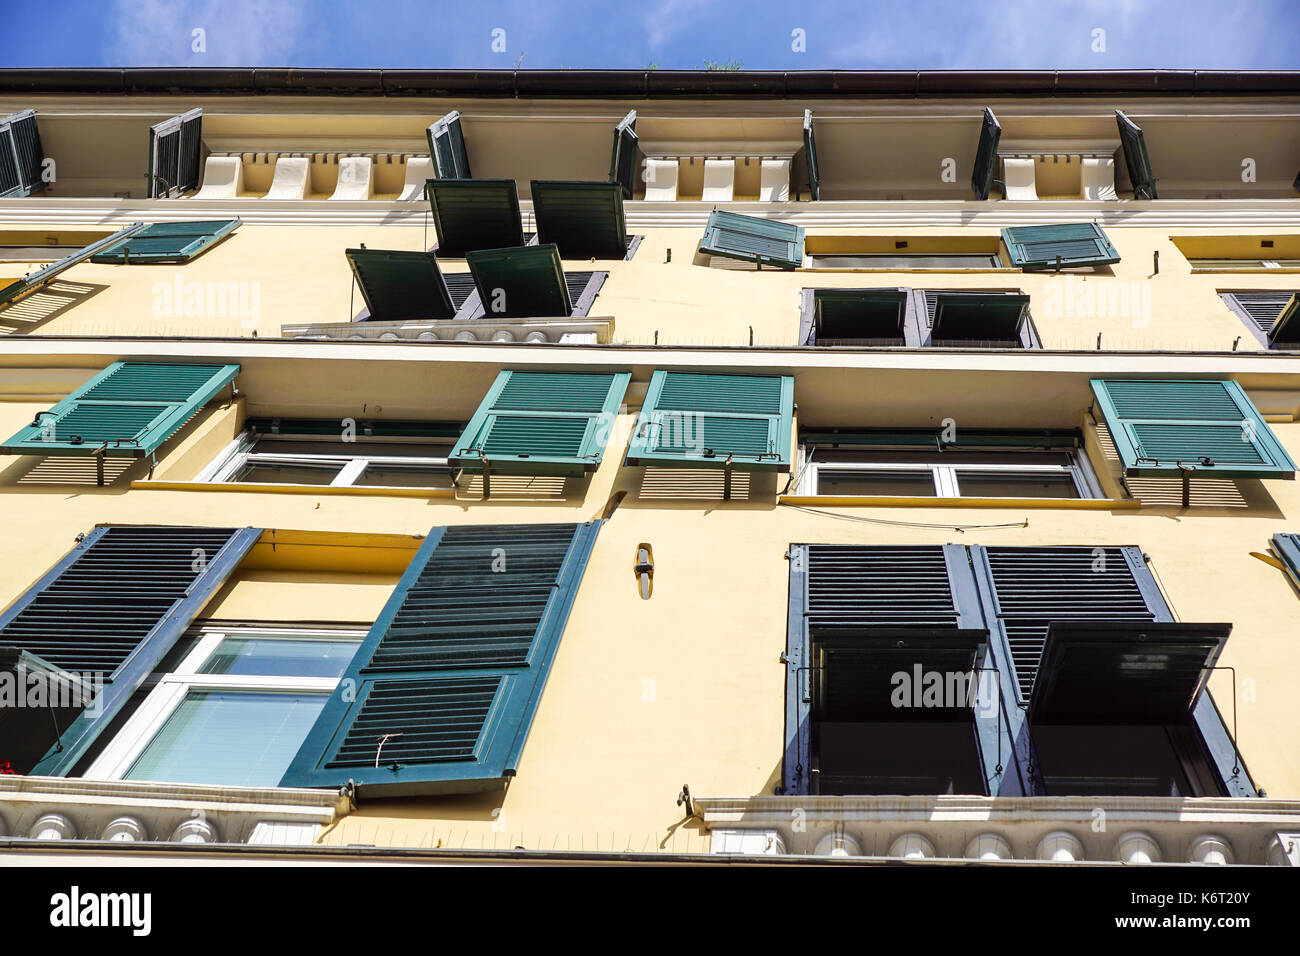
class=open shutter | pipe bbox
[609,110,638,199]
[147,108,203,198]
[1,361,239,459]
[700,209,804,269]
[626,370,793,471]
[804,288,910,346]
[467,244,572,318]
[1090,378,1296,478]
[530,180,630,259]
[1116,110,1157,199]
[90,219,240,264]
[0,525,261,776]
[803,109,820,201]
[1001,223,1120,270]
[346,248,455,322]
[0,223,146,308]
[281,521,600,796]
[1272,533,1300,594]
[426,179,524,257]
[971,108,1001,200]
[1268,294,1300,347]
[427,110,472,180]
[0,109,45,198]
[451,370,629,475]
[1221,290,1298,344]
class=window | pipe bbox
[83,626,364,787]
[802,236,1005,271]
[1175,237,1300,272]
[798,431,1101,499]
[799,287,1039,348]
[200,419,459,489]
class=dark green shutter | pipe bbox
[803,109,820,201]
[1268,294,1300,347]
[90,219,240,264]
[0,223,146,308]
[930,291,1029,346]
[805,288,909,345]
[626,370,793,471]
[1271,533,1300,594]
[1090,378,1295,478]
[280,521,600,796]
[451,370,630,475]
[971,108,1001,200]
[1001,223,1120,270]
[346,248,456,322]
[1,361,240,458]
[1220,290,1298,345]
[426,179,524,257]
[609,110,638,199]
[3,525,262,776]
[1116,110,1157,199]
[530,180,630,259]
[467,244,572,318]
[147,108,203,198]
[0,109,45,198]
[699,210,804,270]
[427,110,472,180]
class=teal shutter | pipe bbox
[90,219,240,264]
[700,210,804,270]
[280,521,600,796]
[147,108,203,198]
[451,370,630,475]
[427,110,472,180]
[1090,378,1296,478]
[0,223,146,308]
[1,525,262,776]
[346,248,455,322]
[1116,110,1158,199]
[803,109,820,201]
[1,361,240,458]
[971,108,1001,200]
[1001,223,1120,271]
[626,370,793,471]
[467,243,572,318]
[530,180,630,259]
[609,110,638,199]
[426,179,524,257]
[0,109,46,198]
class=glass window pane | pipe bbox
[354,464,455,489]
[124,690,327,787]
[250,437,452,458]
[233,461,343,485]
[954,470,1079,498]
[816,469,937,496]
[199,636,361,678]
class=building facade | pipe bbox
[0,68,1299,865]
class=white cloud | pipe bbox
[643,0,721,49]
[108,0,309,66]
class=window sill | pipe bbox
[779,494,1139,510]
[132,479,457,499]
[798,267,1017,274]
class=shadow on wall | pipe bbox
[0,280,105,335]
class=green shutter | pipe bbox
[530,180,630,259]
[1116,110,1158,199]
[1090,379,1296,478]
[700,210,804,270]
[451,370,630,475]
[803,109,820,201]
[0,109,45,198]
[1001,223,1120,270]
[930,291,1029,345]
[5,525,262,776]
[0,223,146,308]
[147,108,203,198]
[280,521,600,796]
[1,361,240,458]
[346,248,456,322]
[807,288,909,345]
[426,179,524,257]
[90,219,240,264]
[1268,294,1300,347]
[467,243,572,318]
[971,108,1001,200]
[626,370,793,471]
[609,110,638,199]
[427,110,472,180]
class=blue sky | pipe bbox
[3,0,1299,69]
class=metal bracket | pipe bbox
[722,453,734,500]
[478,450,491,500]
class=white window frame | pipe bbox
[83,626,366,782]
[197,430,454,488]
[798,448,1102,499]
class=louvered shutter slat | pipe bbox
[531,180,629,260]
[699,210,804,270]
[0,110,46,198]
[426,179,524,257]
[281,521,600,796]
[346,248,455,322]
[1001,223,1120,270]
[428,110,472,180]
